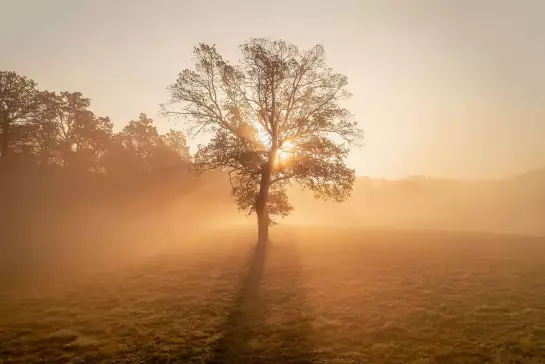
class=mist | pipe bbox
[2,1,545,361]
[2,162,545,362]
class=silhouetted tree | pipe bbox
[77,115,114,172]
[108,113,190,175]
[26,91,113,170]
[117,113,164,173]
[49,91,91,167]
[0,71,41,158]
[163,38,363,246]
[1,70,198,233]
[27,91,61,164]
[161,129,191,163]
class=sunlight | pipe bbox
[255,124,271,148]
[253,124,295,168]
[274,141,295,168]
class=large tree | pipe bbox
[0,71,41,158]
[163,38,362,246]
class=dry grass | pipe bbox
[1,227,545,363]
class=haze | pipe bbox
[2,0,544,180]
[2,1,545,363]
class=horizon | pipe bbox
[2,2,545,359]
[359,165,545,182]
[2,0,544,180]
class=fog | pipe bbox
[2,1,545,360]
[2,164,543,289]
[287,168,545,235]
[2,161,545,363]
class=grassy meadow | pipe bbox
[1,226,545,363]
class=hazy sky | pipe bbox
[2,0,544,179]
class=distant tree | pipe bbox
[111,113,190,174]
[27,91,113,170]
[71,113,113,172]
[163,38,363,246]
[49,91,92,166]
[103,133,137,176]
[117,113,163,172]
[27,91,60,164]
[0,71,41,158]
[161,129,191,163]
[150,135,191,173]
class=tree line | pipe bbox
[0,70,191,175]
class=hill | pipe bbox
[285,168,545,235]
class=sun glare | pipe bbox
[274,141,295,168]
[255,125,271,147]
[253,122,295,167]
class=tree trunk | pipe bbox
[256,162,272,249]
[257,210,269,250]
[1,117,9,158]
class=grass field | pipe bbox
[1,227,545,363]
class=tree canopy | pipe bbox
[163,38,363,243]
[0,71,41,157]
[0,70,191,175]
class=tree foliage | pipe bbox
[0,70,191,177]
[113,113,191,174]
[0,71,41,157]
[163,38,362,236]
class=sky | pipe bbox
[1,0,544,180]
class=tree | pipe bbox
[117,113,164,173]
[48,91,92,167]
[111,113,190,174]
[163,38,363,246]
[78,115,114,172]
[152,129,191,172]
[161,129,191,163]
[27,91,113,170]
[27,91,60,164]
[0,71,41,158]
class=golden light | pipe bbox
[255,125,271,148]
[274,141,295,168]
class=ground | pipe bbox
[1,226,545,363]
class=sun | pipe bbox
[274,141,295,168]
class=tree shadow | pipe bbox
[207,241,319,363]
[206,244,268,363]
[260,241,320,364]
